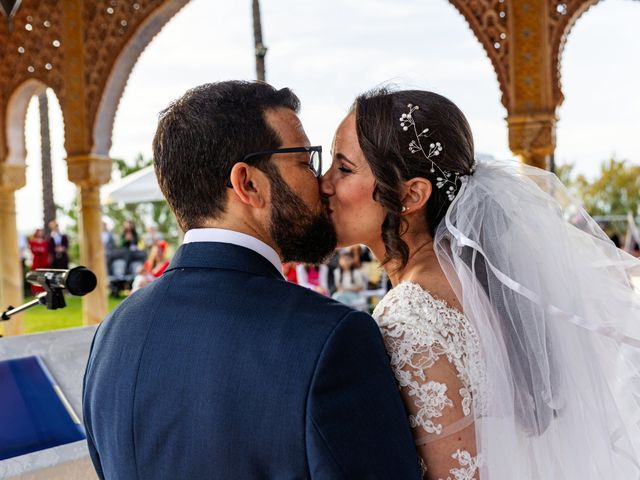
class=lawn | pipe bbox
[16,295,124,334]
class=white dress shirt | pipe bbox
[183,228,283,277]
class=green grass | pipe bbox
[19,295,124,334]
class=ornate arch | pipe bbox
[0,0,64,163]
[92,0,190,156]
[548,0,601,106]
[0,0,65,101]
[52,0,190,158]
[6,78,48,165]
[448,0,606,112]
[448,0,510,109]
[446,0,618,169]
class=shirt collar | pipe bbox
[183,228,283,277]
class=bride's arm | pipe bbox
[380,325,479,479]
[406,355,478,479]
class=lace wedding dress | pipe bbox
[371,161,640,478]
[373,281,485,480]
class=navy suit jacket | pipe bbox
[83,242,421,479]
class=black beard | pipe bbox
[267,169,337,264]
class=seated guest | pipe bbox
[102,221,116,256]
[609,233,621,249]
[332,250,366,310]
[121,220,139,250]
[295,263,329,295]
[132,240,170,292]
[282,262,298,283]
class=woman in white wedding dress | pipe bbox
[321,88,640,479]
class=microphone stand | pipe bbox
[1,288,67,322]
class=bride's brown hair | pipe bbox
[353,88,476,268]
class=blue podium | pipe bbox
[0,326,98,479]
[0,355,86,460]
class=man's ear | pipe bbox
[400,177,432,214]
[228,163,269,209]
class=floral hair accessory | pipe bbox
[399,103,460,201]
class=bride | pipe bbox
[321,88,640,479]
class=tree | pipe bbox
[557,158,640,235]
[252,0,267,81]
[39,90,56,235]
[576,159,639,218]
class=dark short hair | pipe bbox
[353,88,475,268]
[153,81,300,231]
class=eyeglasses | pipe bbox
[243,146,323,178]
[227,146,322,188]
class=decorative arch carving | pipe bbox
[0,0,64,162]
[548,0,601,107]
[0,0,65,103]
[448,0,510,108]
[5,78,48,165]
[49,0,187,157]
[92,0,190,156]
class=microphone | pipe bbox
[26,267,97,296]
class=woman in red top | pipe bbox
[132,240,170,292]
[144,240,170,278]
[28,228,50,294]
[282,262,298,283]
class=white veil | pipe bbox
[434,160,640,478]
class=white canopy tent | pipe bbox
[101,155,501,205]
[101,166,164,204]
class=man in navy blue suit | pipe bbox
[83,81,420,479]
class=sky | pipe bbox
[14,0,640,233]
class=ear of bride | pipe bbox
[400,177,432,214]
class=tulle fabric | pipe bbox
[434,160,640,478]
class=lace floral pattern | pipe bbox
[410,380,453,434]
[445,449,480,479]
[373,281,484,479]
[421,449,481,480]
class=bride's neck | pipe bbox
[384,231,440,288]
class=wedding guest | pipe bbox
[609,233,621,248]
[332,250,366,309]
[29,228,49,294]
[324,250,341,294]
[102,221,116,256]
[47,220,69,269]
[282,262,298,283]
[19,232,29,296]
[121,220,139,250]
[145,240,170,278]
[295,263,329,295]
[350,244,372,267]
[132,240,170,292]
[142,224,163,252]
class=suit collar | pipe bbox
[183,228,282,274]
[165,242,284,280]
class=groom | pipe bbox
[83,81,420,479]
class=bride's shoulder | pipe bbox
[373,281,465,329]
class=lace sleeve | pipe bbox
[379,321,479,480]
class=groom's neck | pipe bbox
[196,216,282,260]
